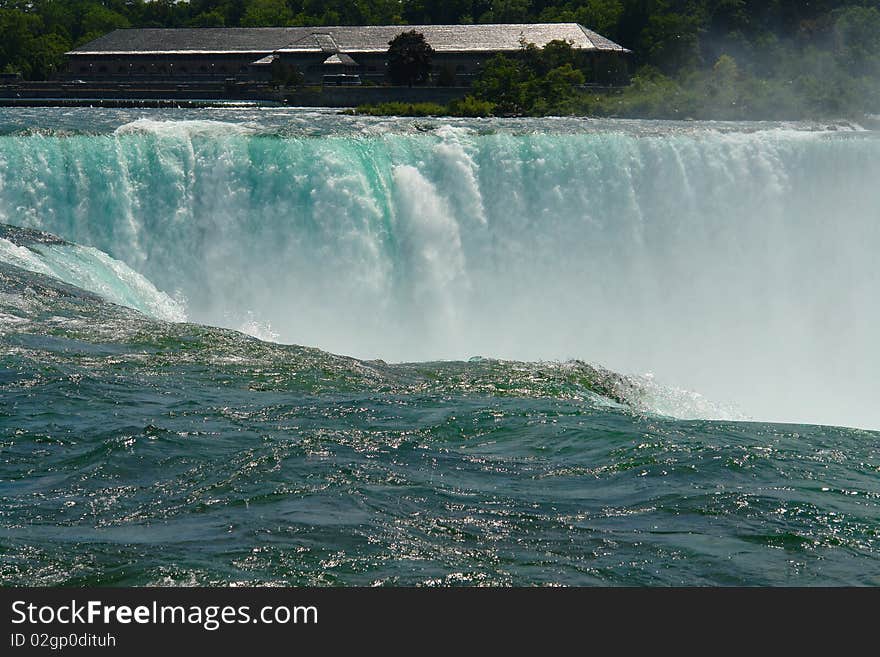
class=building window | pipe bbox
[456,65,466,73]
[367,66,376,72]
[117,66,126,74]
[199,65,208,73]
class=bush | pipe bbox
[448,95,495,116]
[355,102,447,116]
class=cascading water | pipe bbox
[2,109,880,587]
[0,226,185,322]
[1,112,878,429]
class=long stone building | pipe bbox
[65,24,630,86]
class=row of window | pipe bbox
[73,62,473,76]
[75,64,248,75]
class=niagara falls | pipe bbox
[1,108,877,587]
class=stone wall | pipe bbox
[283,86,471,107]
[0,81,473,108]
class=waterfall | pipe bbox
[1,118,878,428]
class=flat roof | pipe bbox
[69,24,630,56]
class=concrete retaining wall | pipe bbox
[284,86,471,107]
[0,82,471,108]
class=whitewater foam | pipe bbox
[113,118,260,138]
[0,236,185,322]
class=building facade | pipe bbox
[66,24,630,86]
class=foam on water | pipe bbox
[0,236,185,322]
[113,118,260,138]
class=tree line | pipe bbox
[1,1,878,118]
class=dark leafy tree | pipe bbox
[473,53,530,114]
[387,30,434,86]
[240,0,293,27]
[832,6,880,74]
[188,11,226,27]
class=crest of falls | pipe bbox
[1,118,878,429]
[0,227,185,322]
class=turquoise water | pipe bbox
[1,109,878,585]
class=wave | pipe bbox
[0,224,184,322]
[1,118,878,428]
[113,118,261,138]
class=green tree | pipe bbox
[27,32,72,79]
[188,10,227,27]
[402,0,478,24]
[832,6,880,74]
[354,0,404,25]
[478,0,531,23]
[80,4,131,37]
[538,39,581,73]
[0,7,41,76]
[387,30,435,86]
[639,10,705,74]
[538,0,624,39]
[473,54,531,114]
[540,63,586,106]
[703,54,741,116]
[241,0,293,27]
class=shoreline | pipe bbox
[0,97,874,135]
[0,97,281,109]
[2,94,873,126]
